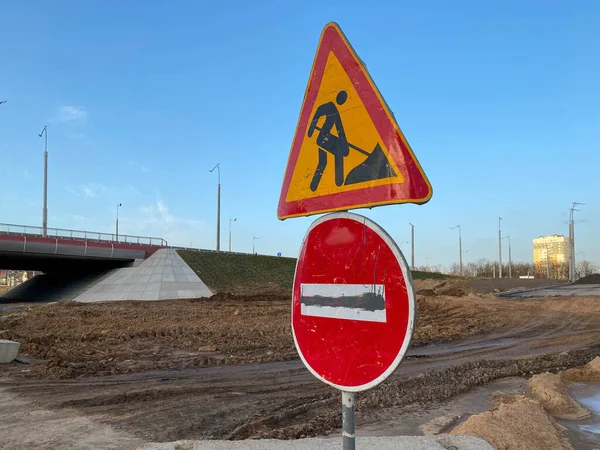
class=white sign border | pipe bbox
[291,211,416,392]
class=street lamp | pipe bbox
[569,202,584,282]
[450,225,463,276]
[502,235,512,278]
[209,164,221,252]
[38,126,48,237]
[409,223,415,271]
[229,218,237,252]
[498,217,503,278]
[253,236,259,254]
[425,256,431,272]
[116,203,122,241]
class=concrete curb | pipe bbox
[137,436,493,450]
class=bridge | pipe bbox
[0,223,168,273]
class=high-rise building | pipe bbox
[533,235,571,272]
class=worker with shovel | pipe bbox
[307,90,350,192]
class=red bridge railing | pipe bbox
[0,223,168,247]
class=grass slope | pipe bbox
[179,250,446,294]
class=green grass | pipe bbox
[178,250,297,295]
[179,250,448,294]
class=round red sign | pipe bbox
[292,212,415,391]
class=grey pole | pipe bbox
[409,223,415,271]
[116,203,122,241]
[508,237,512,278]
[229,218,237,252]
[451,225,462,276]
[38,126,48,237]
[253,236,259,254]
[209,164,221,252]
[498,217,503,278]
[503,235,512,278]
[342,391,355,450]
[569,202,584,282]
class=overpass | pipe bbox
[0,223,212,303]
[0,223,167,273]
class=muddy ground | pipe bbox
[1,279,600,448]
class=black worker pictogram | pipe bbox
[307,90,397,192]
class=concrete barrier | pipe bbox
[0,339,20,363]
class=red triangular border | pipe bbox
[277,22,432,220]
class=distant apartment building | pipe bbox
[533,235,571,270]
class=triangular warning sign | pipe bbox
[277,22,432,220]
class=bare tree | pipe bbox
[577,260,598,278]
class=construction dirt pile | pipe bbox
[562,355,600,382]
[528,372,590,419]
[451,395,571,450]
[450,358,600,449]
[414,279,474,297]
[575,273,600,284]
[2,291,600,379]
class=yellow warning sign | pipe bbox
[285,51,403,203]
[277,22,432,220]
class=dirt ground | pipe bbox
[1,279,600,448]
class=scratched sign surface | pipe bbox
[277,22,432,220]
[292,212,415,391]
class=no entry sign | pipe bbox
[292,212,415,392]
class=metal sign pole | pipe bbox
[342,391,355,450]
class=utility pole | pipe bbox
[116,203,122,241]
[569,202,583,282]
[450,225,463,276]
[503,235,512,278]
[409,223,415,271]
[38,126,48,237]
[229,218,237,252]
[498,217,503,278]
[209,164,221,252]
[253,236,259,254]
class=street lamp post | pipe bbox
[450,225,462,276]
[229,218,237,252]
[498,217,503,278]
[503,235,512,278]
[38,126,48,237]
[116,203,122,241]
[253,236,259,254]
[209,164,221,252]
[425,256,431,272]
[409,223,415,271]
[569,202,583,282]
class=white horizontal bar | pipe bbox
[300,283,384,297]
[300,304,387,322]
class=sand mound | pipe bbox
[451,395,570,450]
[574,273,600,284]
[414,279,473,297]
[529,373,589,419]
[562,356,600,382]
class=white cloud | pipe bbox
[53,105,88,123]
[125,197,206,246]
[80,183,107,198]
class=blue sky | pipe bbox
[1,0,598,268]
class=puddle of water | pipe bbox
[567,383,600,447]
